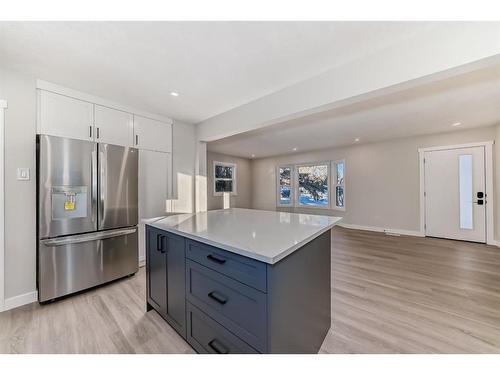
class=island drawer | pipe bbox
[186,302,259,354]
[186,259,267,352]
[185,239,267,292]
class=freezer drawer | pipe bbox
[38,135,97,238]
[98,143,138,230]
[38,227,138,302]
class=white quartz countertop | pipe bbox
[149,208,342,264]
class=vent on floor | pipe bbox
[384,230,401,236]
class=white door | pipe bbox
[133,115,172,152]
[424,146,486,242]
[39,90,94,141]
[94,105,134,146]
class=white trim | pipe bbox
[213,160,237,196]
[418,141,494,153]
[0,101,6,312]
[332,159,346,211]
[418,141,495,245]
[139,256,146,267]
[338,223,425,237]
[276,165,294,207]
[3,291,38,312]
[36,79,173,125]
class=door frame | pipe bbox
[418,141,494,245]
[0,100,7,311]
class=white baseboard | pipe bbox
[139,256,145,267]
[3,291,38,312]
[337,223,425,238]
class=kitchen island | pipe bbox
[145,208,341,354]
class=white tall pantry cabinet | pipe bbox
[36,83,175,266]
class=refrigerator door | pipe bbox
[38,135,97,238]
[38,227,138,302]
[98,143,138,230]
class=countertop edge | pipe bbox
[148,216,342,265]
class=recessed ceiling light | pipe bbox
[451,122,462,127]
[292,147,298,151]
[354,138,360,142]
[170,92,179,97]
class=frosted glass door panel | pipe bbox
[459,155,473,230]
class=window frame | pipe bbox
[276,165,294,207]
[332,159,346,211]
[213,161,237,196]
[295,161,331,209]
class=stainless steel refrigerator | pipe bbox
[37,135,139,302]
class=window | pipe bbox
[276,159,346,209]
[213,161,237,196]
[297,163,329,207]
[277,166,293,206]
[333,160,345,210]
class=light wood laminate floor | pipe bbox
[2,227,500,353]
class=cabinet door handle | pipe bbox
[96,127,100,139]
[208,291,228,305]
[135,134,139,145]
[206,254,226,265]
[89,126,92,138]
[157,234,166,253]
[208,339,229,354]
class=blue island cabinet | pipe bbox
[145,224,332,354]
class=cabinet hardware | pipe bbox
[135,134,139,145]
[208,291,228,305]
[206,254,226,265]
[97,127,100,139]
[89,126,92,138]
[157,234,166,253]
[208,339,229,354]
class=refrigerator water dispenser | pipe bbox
[51,186,88,220]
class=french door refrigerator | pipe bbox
[37,135,139,302]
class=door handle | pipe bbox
[208,291,228,305]
[41,228,137,246]
[206,254,226,265]
[208,339,229,354]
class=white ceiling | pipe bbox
[0,21,433,123]
[207,64,500,158]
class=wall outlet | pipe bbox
[17,167,30,181]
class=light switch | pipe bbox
[17,168,30,181]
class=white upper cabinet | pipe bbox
[133,115,172,153]
[39,90,94,141]
[94,105,134,146]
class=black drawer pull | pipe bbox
[208,291,228,305]
[208,339,229,354]
[207,254,226,265]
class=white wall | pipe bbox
[0,67,197,307]
[172,120,197,213]
[206,151,252,210]
[0,67,38,301]
[251,126,498,237]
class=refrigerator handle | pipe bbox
[99,146,106,225]
[41,227,137,247]
[91,145,98,224]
